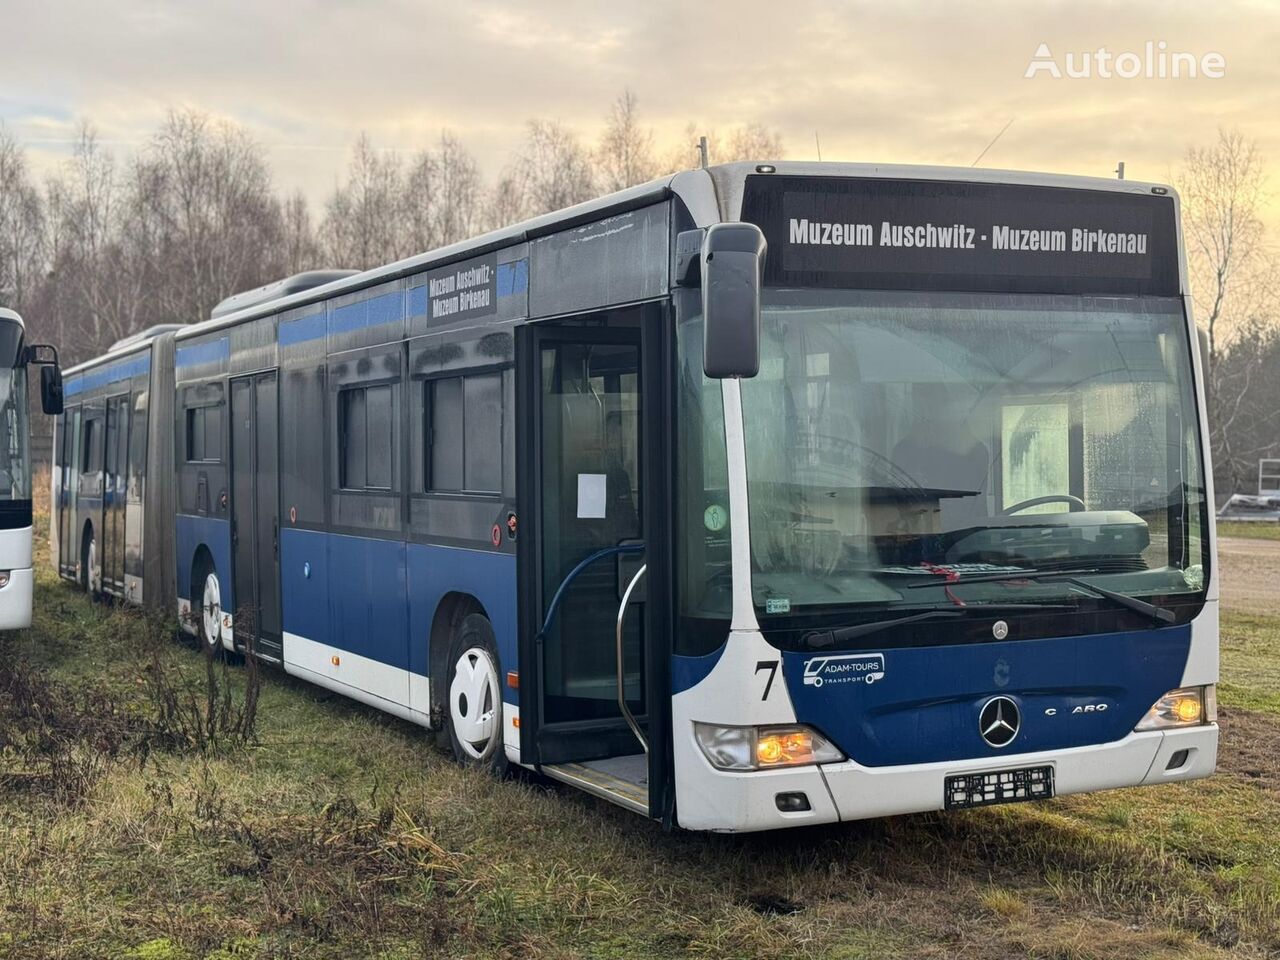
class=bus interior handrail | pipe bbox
[616,563,649,755]
[539,541,645,639]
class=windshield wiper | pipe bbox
[802,610,965,648]
[799,602,1080,649]
[906,569,1176,624]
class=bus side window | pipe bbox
[423,371,503,496]
[337,383,395,491]
[128,393,148,502]
[81,418,96,474]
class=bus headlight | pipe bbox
[693,722,844,771]
[0,571,8,588]
[1135,685,1217,730]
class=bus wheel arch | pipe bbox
[429,592,485,725]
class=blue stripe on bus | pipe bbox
[278,311,326,347]
[497,259,528,296]
[280,528,517,702]
[64,353,150,398]
[174,513,234,611]
[330,290,404,336]
[175,338,230,368]
[408,285,428,317]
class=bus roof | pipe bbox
[0,308,24,328]
[153,160,1178,345]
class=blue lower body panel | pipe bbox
[278,528,517,702]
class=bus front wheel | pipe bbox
[445,614,508,775]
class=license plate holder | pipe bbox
[945,765,1054,810]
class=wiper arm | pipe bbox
[903,567,1101,587]
[906,569,1176,624]
[800,602,1083,649]
[803,610,964,648]
[1059,577,1177,624]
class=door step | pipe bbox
[543,754,648,815]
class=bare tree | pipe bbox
[281,190,322,274]
[404,131,484,253]
[0,128,46,310]
[723,123,786,162]
[322,134,406,270]
[1179,129,1278,492]
[506,120,596,219]
[660,121,787,173]
[597,90,656,192]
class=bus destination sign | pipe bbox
[740,176,1180,296]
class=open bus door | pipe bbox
[516,303,673,822]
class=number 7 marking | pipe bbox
[756,660,779,701]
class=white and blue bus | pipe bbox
[53,163,1218,831]
[0,307,61,630]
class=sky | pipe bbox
[2,0,1278,233]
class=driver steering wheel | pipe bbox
[1000,494,1087,516]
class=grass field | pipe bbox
[1218,520,1280,542]
[2,525,1278,959]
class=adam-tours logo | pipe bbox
[1025,41,1226,80]
[802,653,886,689]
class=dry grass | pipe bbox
[1,510,1277,958]
[1217,520,1280,542]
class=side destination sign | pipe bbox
[426,252,498,323]
[739,176,1180,296]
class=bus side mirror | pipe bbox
[40,364,63,416]
[25,343,64,415]
[702,223,766,379]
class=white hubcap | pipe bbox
[450,647,498,759]
[88,538,98,591]
[202,572,222,648]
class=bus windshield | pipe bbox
[0,365,31,501]
[680,288,1210,628]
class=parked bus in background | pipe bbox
[52,163,1218,831]
[0,307,62,629]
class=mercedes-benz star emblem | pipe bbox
[979,696,1021,748]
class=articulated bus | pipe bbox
[52,163,1218,831]
[0,307,61,630]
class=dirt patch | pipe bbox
[1217,537,1280,616]
[1216,706,1280,790]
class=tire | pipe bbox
[445,613,508,775]
[80,528,96,596]
[195,558,225,655]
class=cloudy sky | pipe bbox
[2,0,1278,230]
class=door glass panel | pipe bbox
[540,339,643,724]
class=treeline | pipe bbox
[0,92,783,369]
[1,104,1276,495]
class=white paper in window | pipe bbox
[577,473,607,519]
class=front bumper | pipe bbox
[676,724,1217,832]
[0,566,32,630]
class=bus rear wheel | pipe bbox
[445,614,508,775]
[80,528,97,596]
[196,560,225,655]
